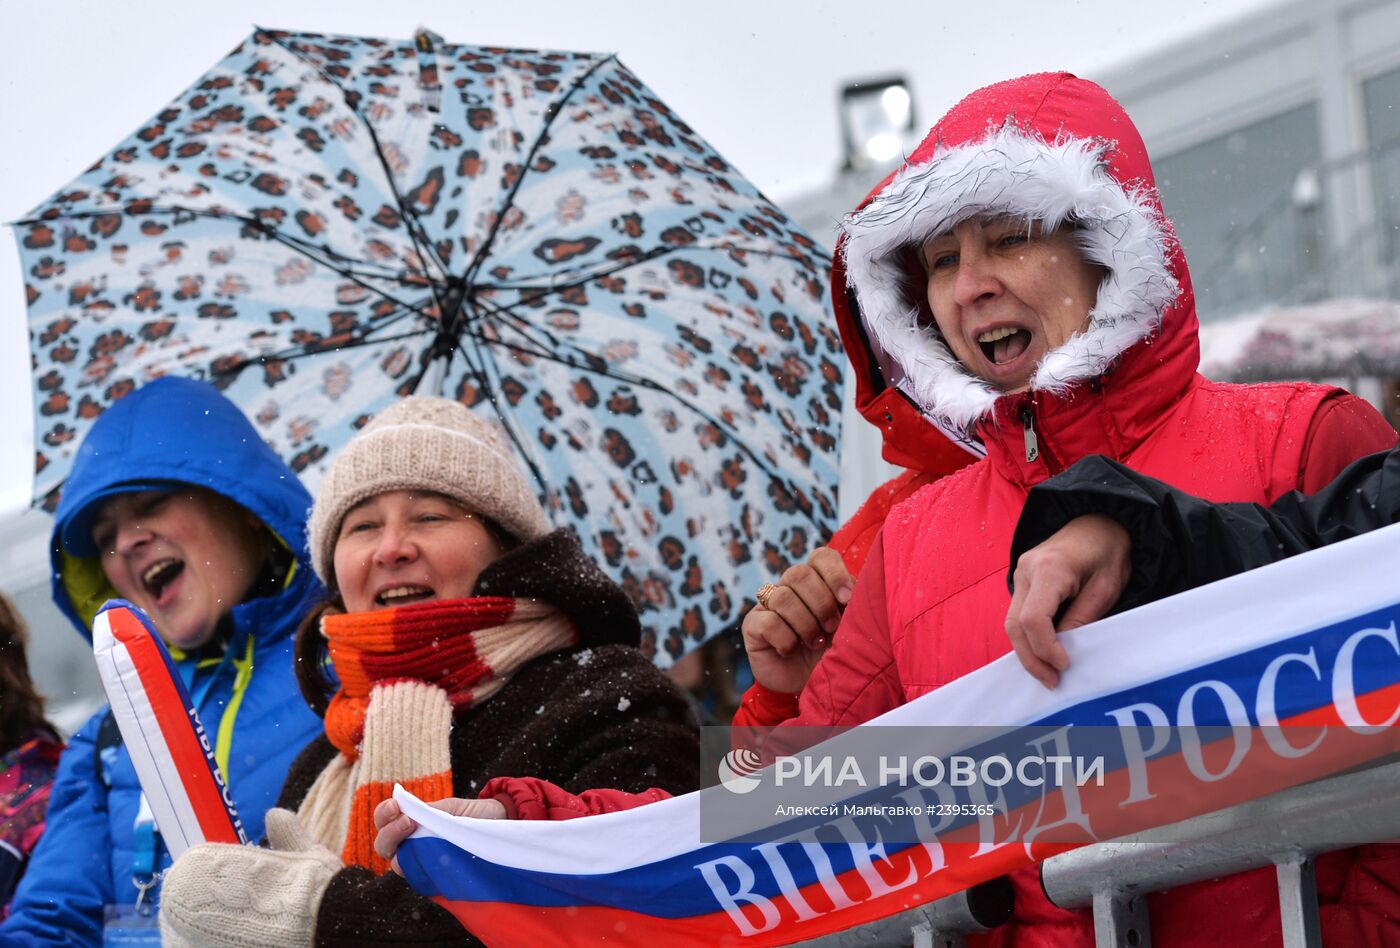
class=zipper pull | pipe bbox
[1020,405,1039,463]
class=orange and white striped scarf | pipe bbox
[300,597,576,873]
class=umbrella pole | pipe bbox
[423,353,451,397]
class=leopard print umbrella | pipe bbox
[14,27,842,664]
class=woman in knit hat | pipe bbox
[159,396,699,948]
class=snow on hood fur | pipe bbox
[839,73,1182,436]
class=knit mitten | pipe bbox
[159,809,342,948]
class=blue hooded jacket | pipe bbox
[1,379,325,946]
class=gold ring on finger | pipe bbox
[756,583,780,610]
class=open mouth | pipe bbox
[978,326,1032,365]
[376,585,436,607]
[141,558,185,602]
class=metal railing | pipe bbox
[792,757,1400,947]
[1042,756,1400,948]
[791,876,1012,948]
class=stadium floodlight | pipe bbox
[840,76,916,171]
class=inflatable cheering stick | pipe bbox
[92,600,247,858]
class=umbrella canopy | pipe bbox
[14,27,842,663]
[1199,297,1400,383]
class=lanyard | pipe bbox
[179,634,241,712]
[130,795,160,916]
[177,631,255,779]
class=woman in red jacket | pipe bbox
[741,71,1399,946]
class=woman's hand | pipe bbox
[373,796,507,876]
[741,547,854,695]
[1005,514,1131,689]
[159,809,341,947]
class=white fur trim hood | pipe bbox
[840,125,1180,435]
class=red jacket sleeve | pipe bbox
[1298,392,1398,493]
[481,776,672,821]
[789,532,903,726]
[732,681,800,730]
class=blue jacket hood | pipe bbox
[50,377,318,640]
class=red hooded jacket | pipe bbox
[742,73,1399,946]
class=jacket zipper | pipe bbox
[1020,404,1039,462]
[1019,402,1063,473]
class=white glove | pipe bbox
[159,809,342,948]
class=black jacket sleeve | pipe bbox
[1009,448,1400,613]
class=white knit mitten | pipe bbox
[159,809,342,948]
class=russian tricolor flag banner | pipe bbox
[92,601,248,858]
[395,524,1400,946]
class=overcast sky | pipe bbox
[0,0,1279,520]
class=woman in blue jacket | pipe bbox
[0,378,324,945]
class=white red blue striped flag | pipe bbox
[397,523,1400,945]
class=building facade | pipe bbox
[1098,0,1400,322]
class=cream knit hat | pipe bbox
[307,397,550,588]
